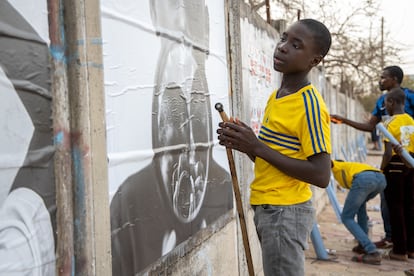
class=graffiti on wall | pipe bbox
[102,0,233,274]
[0,1,56,275]
[240,18,281,135]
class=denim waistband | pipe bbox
[354,170,380,177]
[251,199,312,211]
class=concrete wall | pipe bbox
[232,4,367,275]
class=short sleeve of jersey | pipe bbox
[404,88,414,118]
[372,94,386,119]
[298,87,331,157]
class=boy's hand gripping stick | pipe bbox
[215,103,254,276]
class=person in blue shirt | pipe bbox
[330,65,414,249]
[371,68,414,121]
[331,65,414,130]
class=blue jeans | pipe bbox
[340,171,386,253]
[253,200,314,276]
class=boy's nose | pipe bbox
[277,42,287,53]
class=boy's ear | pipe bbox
[311,55,323,67]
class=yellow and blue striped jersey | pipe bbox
[384,113,414,154]
[250,84,331,205]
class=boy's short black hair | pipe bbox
[386,87,405,104]
[299,19,331,58]
[383,65,404,84]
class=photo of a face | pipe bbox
[150,0,212,223]
[105,0,233,274]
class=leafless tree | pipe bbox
[245,0,402,97]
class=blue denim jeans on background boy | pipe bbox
[341,171,386,254]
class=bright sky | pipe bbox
[379,0,414,75]
[269,0,414,75]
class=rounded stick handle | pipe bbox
[215,102,230,122]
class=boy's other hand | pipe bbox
[391,143,404,156]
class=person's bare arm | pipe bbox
[380,141,393,170]
[330,114,380,132]
[217,121,331,188]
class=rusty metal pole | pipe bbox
[62,0,111,275]
[48,0,75,275]
[265,0,271,23]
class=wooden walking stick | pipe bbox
[215,102,255,276]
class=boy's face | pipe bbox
[379,70,397,91]
[273,22,321,74]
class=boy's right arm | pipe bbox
[217,121,331,188]
[330,114,379,132]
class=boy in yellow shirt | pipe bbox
[380,87,414,261]
[217,19,331,276]
[331,160,386,264]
